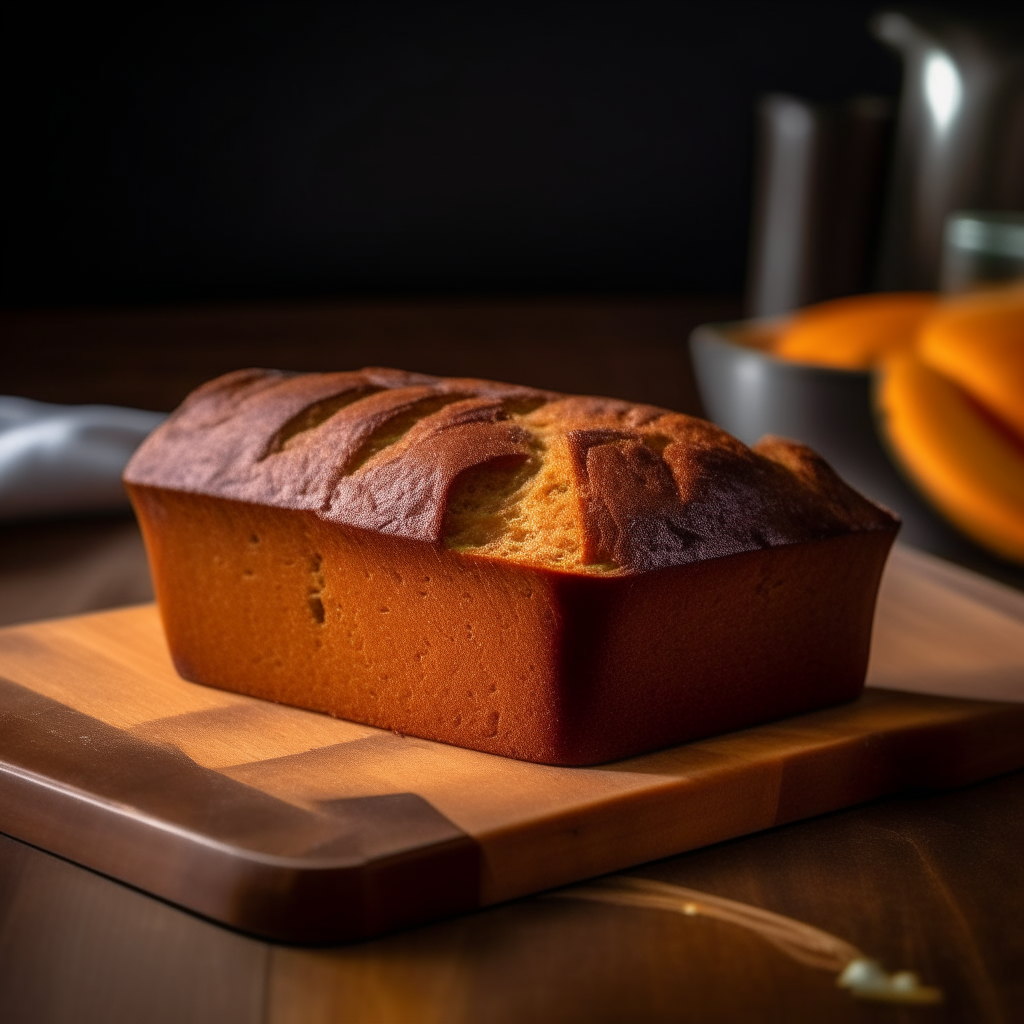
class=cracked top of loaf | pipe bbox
[124,367,898,574]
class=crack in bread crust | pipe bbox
[125,367,898,574]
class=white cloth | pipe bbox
[0,397,166,521]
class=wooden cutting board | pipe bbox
[2,545,1023,943]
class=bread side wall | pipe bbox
[127,486,570,761]
[548,531,895,763]
[127,485,896,766]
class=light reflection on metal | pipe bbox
[872,10,1024,290]
[923,52,962,133]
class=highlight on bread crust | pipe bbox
[125,367,897,576]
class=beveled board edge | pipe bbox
[5,672,1024,942]
[0,677,480,943]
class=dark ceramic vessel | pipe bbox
[690,320,1024,589]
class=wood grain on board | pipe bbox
[1,544,1023,941]
[9,770,1024,1024]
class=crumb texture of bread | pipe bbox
[125,367,896,575]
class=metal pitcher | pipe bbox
[873,9,1024,290]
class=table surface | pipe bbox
[1,299,1022,1023]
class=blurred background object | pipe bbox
[770,292,936,367]
[745,6,1024,315]
[0,397,164,522]
[872,9,1024,291]
[942,211,1024,291]
[745,94,893,316]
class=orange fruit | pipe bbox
[876,350,1024,564]
[917,284,1024,440]
[774,293,938,369]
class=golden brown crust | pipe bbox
[125,367,897,575]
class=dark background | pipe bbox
[2,1,1022,308]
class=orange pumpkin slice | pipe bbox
[918,284,1024,440]
[877,351,1024,564]
[774,293,938,369]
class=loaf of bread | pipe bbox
[124,367,899,765]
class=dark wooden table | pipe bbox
[1,295,738,414]
[1,299,1022,1023]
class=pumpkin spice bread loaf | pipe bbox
[124,367,899,765]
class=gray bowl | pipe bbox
[690,319,1024,589]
